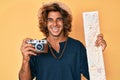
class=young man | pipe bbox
[19,2,107,80]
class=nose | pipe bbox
[52,20,57,26]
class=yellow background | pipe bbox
[0,0,120,80]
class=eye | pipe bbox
[47,18,53,22]
[57,18,63,21]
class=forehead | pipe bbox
[47,11,62,18]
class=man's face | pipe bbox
[47,11,64,37]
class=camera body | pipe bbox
[27,39,48,53]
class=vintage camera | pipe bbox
[27,39,48,53]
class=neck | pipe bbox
[47,35,67,44]
[47,35,68,53]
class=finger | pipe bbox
[97,33,103,39]
[96,39,107,51]
[21,43,34,50]
[95,39,100,47]
[22,52,37,61]
[25,52,37,56]
[96,39,105,47]
[96,34,103,46]
[96,39,102,47]
[22,38,33,46]
[101,40,107,51]
[20,44,34,53]
[22,47,36,53]
[22,48,37,57]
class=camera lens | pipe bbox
[35,43,43,51]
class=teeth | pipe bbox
[52,27,59,32]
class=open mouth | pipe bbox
[52,27,59,32]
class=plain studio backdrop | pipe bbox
[0,0,120,80]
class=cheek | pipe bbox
[47,23,52,29]
[47,22,51,26]
[58,22,64,27]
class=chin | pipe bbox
[52,34,61,37]
[51,33,62,37]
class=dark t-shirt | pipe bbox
[30,37,90,80]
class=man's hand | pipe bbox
[95,34,107,51]
[20,38,37,62]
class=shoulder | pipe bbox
[68,37,85,48]
[67,37,86,52]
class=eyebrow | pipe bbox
[57,17,63,19]
[47,17,63,19]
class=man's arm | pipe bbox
[19,38,37,80]
[19,60,32,80]
[81,74,87,80]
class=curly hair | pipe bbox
[38,2,72,37]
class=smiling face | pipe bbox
[47,11,64,37]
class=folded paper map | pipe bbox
[83,11,106,80]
